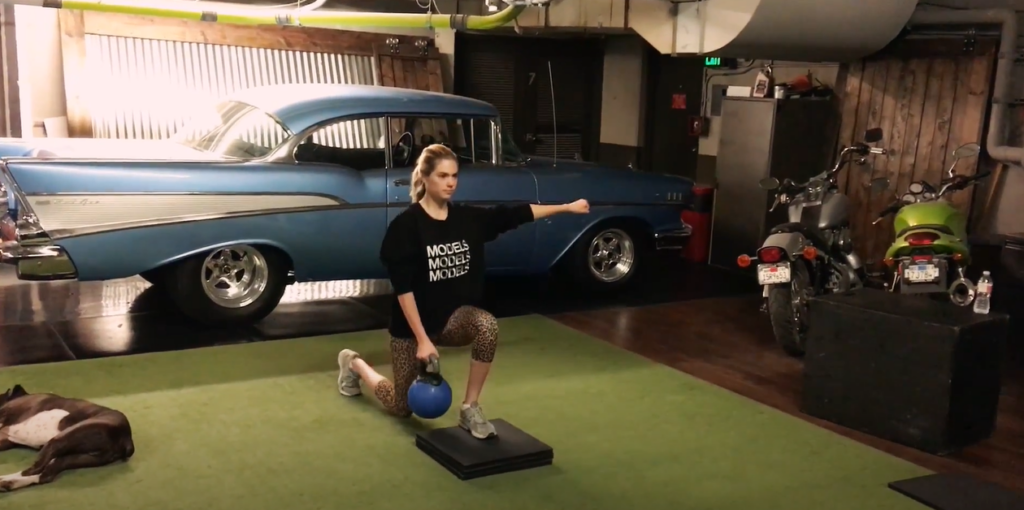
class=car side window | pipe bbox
[293,116,388,171]
[386,116,494,167]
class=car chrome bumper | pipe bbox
[0,162,78,281]
[0,240,78,281]
[654,223,693,250]
[0,213,78,281]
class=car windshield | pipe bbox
[499,125,525,163]
[172,101,291,160]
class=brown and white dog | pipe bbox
[0,385,134,492]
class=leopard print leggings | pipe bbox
[375,306,499,417]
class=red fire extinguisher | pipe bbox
[681,186,714,264]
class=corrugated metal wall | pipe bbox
[83,34,384,148]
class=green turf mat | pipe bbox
[0,314,929,509]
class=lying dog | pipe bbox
[0,385,134,492]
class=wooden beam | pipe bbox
[59,10,92,138]
[0,4,20,137]
[79,11,432,55]
[373,43,441,60]
[869,36,998,61]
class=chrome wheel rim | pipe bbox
[200,245,269,308]
[588,228,635,283]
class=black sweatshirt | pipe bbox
[379,202,535,339]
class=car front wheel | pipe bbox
[165,244,289,326]
[566,224,643,290]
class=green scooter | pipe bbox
[869,142,990,306]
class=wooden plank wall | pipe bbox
[376,43,446,139]
[834,37,997,265]
[58,10,431,137]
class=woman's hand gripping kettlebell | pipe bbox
[416,338,439,363]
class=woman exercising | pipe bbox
[337,143,590,439]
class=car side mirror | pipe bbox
[953,142,980,159]
[863,127,883,144]
[759,177,780,190]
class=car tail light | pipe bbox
[906,232,940,246]
[0,216,14,241]
[758,247,784,263]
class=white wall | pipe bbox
[599,36,646,148]
[13,6,65,138]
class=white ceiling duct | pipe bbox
[630,0,919,62]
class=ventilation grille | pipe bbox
[459,49,515,134]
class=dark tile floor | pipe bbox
[0,253,759,367]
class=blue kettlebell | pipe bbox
[407,354,453,419]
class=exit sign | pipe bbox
[704,57,737,69]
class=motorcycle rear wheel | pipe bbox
[767,259,813,357]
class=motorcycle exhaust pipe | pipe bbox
[948,278,977,307]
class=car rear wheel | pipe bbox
[566,223,645,290]
[166,244,289,326]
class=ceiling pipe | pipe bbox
[907,8,1023,166]
[6,0,526,30]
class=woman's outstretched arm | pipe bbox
[529,199,590,220]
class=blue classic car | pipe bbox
[0,84,695,325]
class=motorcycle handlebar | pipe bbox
[873,201,901,224]
[966,170,992,183]
[939,170,993,196]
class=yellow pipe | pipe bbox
[16,0,526,30]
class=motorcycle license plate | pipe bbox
[757,262,791,285]
[904,263,940,283]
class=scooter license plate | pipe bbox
[904,263,940,283]
[757,262,791,285]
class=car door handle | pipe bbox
[393,178,410,186]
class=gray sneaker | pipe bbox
[459,403,497,439]
[337,349,362,397]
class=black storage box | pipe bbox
[802,288,1009,455]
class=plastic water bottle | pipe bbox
[974,271,992,315]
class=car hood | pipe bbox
[0,137,220,161]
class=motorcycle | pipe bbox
[737,127,887,357]
[868,142,989,306]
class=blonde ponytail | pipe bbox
[409,143,457,204]
[410,168,426,203]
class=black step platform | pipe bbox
[415,419,554,480]
[890,473,1024,510]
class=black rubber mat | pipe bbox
[889,473,1024,510]
[415,419,554,480]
